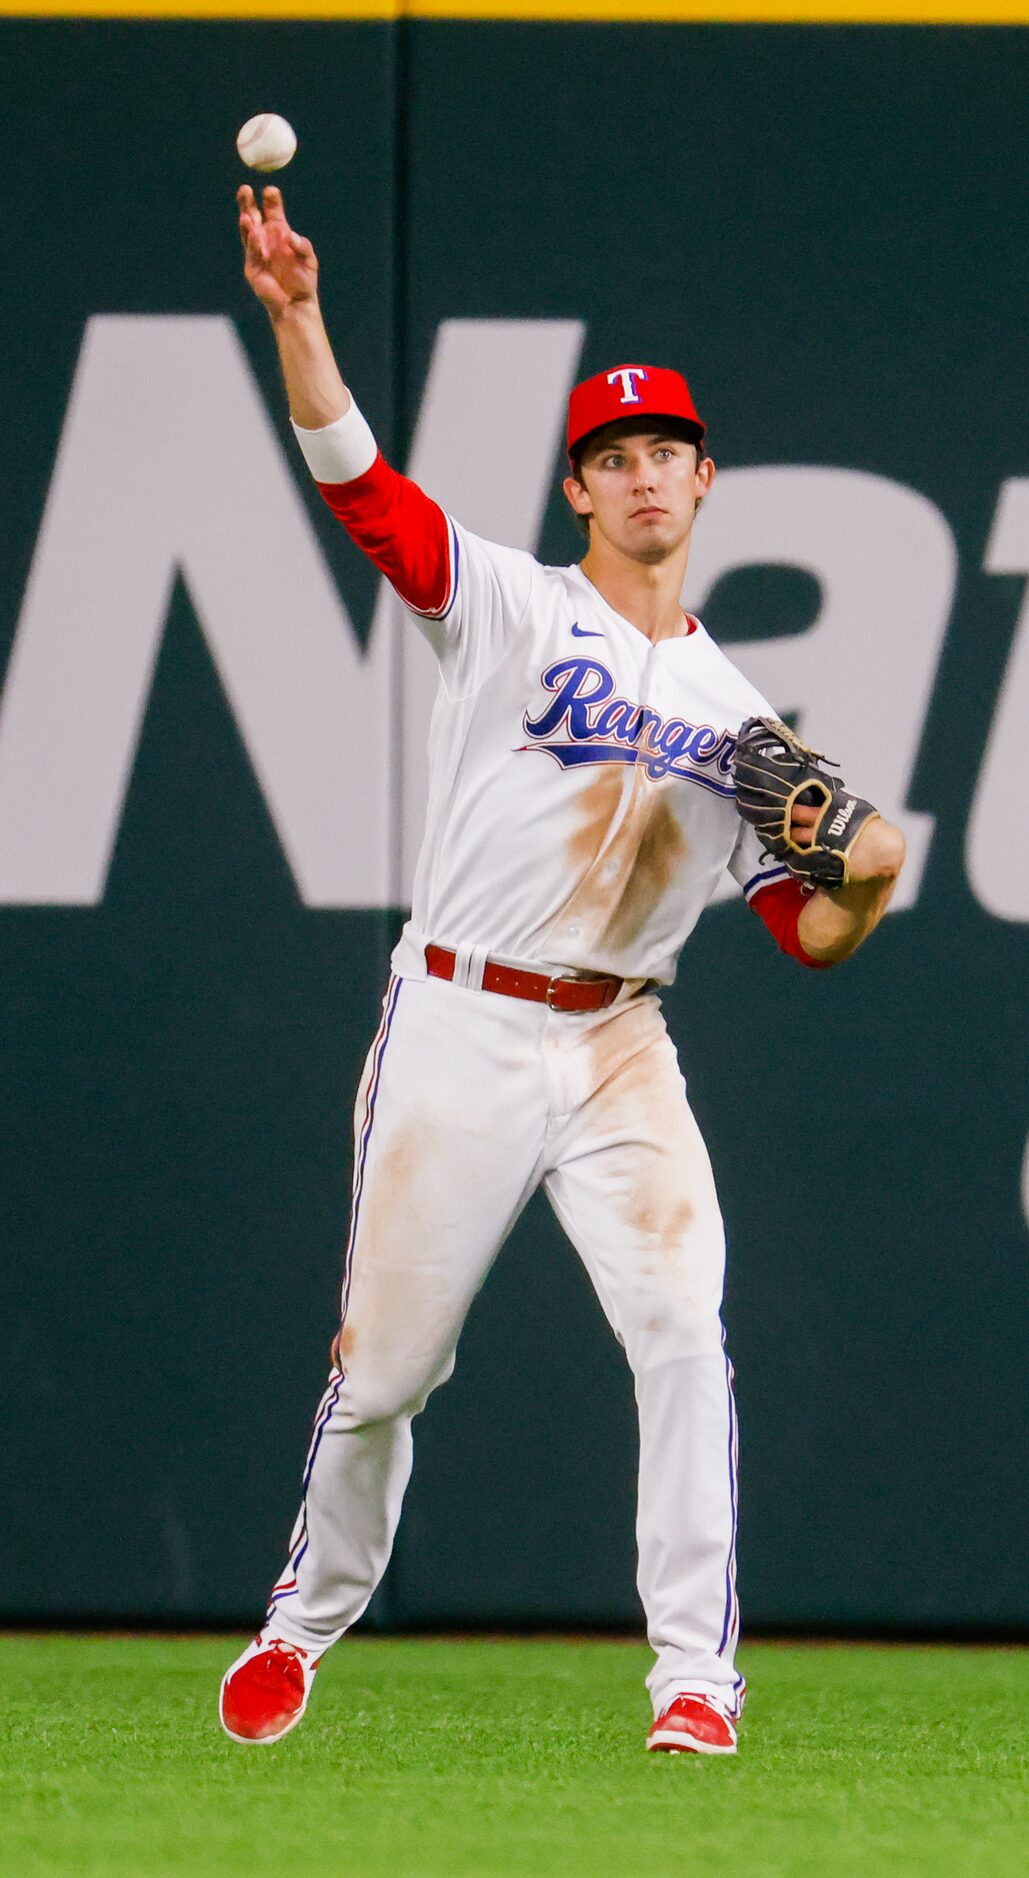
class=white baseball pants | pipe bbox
[266,973,744,1720]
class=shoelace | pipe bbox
[259,1637,309,1659]
[661,1693,728,1722]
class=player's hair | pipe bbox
[568,421,707,543]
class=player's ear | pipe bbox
[563,473,593,519]
[695,454,715,501]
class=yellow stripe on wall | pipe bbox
[1,0,1027,20]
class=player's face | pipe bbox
[565,426,713,564]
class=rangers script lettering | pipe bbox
[522,656,736,788]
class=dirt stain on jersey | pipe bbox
[632,1190,695,1249]
[338,1115,471,1412]
[560,768,687,952]
[581,1004,695,1259]
[612,791,687,948]
[330,1321,358,1368]
[565,765,625,876]
[581,1000,637,1090]
[337,1123,426,1351]
[375,1126,423,1201]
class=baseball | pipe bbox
[236,113,297,173]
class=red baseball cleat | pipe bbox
[219,1632,322,1744]
[646,1693,738,1755]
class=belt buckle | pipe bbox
[545,976,568,1010]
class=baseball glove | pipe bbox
[732,716,880,889]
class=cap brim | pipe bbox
[568,412,706,462]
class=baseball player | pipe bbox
[220,185,905,1755]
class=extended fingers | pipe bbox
[239,216,267,264]
[262,185,287,222]
[237,184,261,254]
[789,802,820,848]
[237,183,259,231]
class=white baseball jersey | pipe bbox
[294,402,796,987]
[244,394,816,1734]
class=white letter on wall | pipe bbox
[0,314,583,911]
[967,480,1029,922]
[0,316,393,906]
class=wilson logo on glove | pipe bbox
[828,798,859,839]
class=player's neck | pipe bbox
[578,536,692,645]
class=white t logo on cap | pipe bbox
[607,367,648,405]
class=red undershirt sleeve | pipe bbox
[316,453,455,618]
[748,877,833,968]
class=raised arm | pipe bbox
[237,183,350,429]
[236,184,453,618]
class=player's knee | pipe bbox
[626,1298,724,1371]
[337,1349,456,1427]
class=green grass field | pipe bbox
[0,1636,1024,1877]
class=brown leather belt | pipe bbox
[425,944,622,1013]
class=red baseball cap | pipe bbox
[567,364,705,461]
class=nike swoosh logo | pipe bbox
[570,622,604,638]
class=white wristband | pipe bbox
[291,400,378,483]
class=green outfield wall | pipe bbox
[1,16,1026,1632]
